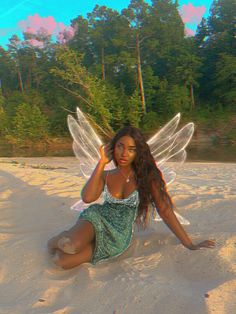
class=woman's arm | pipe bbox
[150,180,215,250]
[81,144,112,203]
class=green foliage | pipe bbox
[125,89,142,127]
[142,66,160,112]
[214,53,236,107]
[166,85,191,113]
[5,90,46,118]
[0,0,234,147]
[11,103,49,144]
[141,111,160,131]
[46,96,74,136]
[51,47,125,134]
[195,0,235,106]
[0,93,9,136]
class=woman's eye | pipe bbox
[116,144,135,153]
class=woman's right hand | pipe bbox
[99,143,113,165]
[187,239,216,250]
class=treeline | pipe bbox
[0,0,235,145]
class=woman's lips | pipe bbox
[119,159,128,163]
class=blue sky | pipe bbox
[0,0,214,48]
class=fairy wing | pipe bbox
[147,113,194,225]
[147,113,194,185]
[68,107,115,212]
[68,107,114,178]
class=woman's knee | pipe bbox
[68,220,95,252]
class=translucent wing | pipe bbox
[68,107,115,177]
[147,113,194,184]
[68,107,115,212]
[147,113,194,225]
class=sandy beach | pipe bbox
[0,157,235,314]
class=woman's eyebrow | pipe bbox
[118,142,136,148]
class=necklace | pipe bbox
[118,168,133,183]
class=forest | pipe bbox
[0,0,235,152]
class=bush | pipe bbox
[141,111,160,131]
[11,102,49,144]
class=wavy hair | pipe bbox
[110,126,174,228]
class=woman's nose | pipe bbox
[121,148,128,157]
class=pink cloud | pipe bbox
[185,28,195,37]
[180,3,206,24]
[18,14,57,35]
[18,13,74,43]
[27,38,44,48]
[57,27,75,45]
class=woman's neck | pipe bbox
[117,165,133,175]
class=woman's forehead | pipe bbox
[116,135,136,146]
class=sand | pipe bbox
[0,157,235,314]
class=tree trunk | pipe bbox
[26,68,32,90]
[136,33,146,114]
[101,47,105,80]
[17,67,24,93]
[190,84,195,110]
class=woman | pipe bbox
[47,126,215,269]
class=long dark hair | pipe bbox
[110,126,174,228]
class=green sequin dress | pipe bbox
[78,183,139,265]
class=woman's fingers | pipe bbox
[199,239,216,249]
[99,143,113,162]
[189,239,216,250]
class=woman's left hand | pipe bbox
[187,239,216,250]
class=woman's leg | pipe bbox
[47,219,95,255]
[53,241,95,269]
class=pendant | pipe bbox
[126,178,130,183]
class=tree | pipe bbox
[141,110,160,131]
[50,47,115,134]
[12,102,49,144]
[87,5,122,80]
[7,35,24,93]
[122,0,151,114]
[166,84,191,112]
[195,18,209,50]
[174,49,202,109]
[142,66,160,112]
[195,0,235,106]
[125,89,142,126]
[69,15,94,68]
[0,47,17,93]
[0,90,8,136]
[214,53,236,107]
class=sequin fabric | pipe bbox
[78,183,139,265]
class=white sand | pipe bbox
[0,157,235,314]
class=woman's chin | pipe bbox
[117,160,132,167]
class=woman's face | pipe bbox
[114,135,137,167]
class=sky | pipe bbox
[0,0,214,48]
